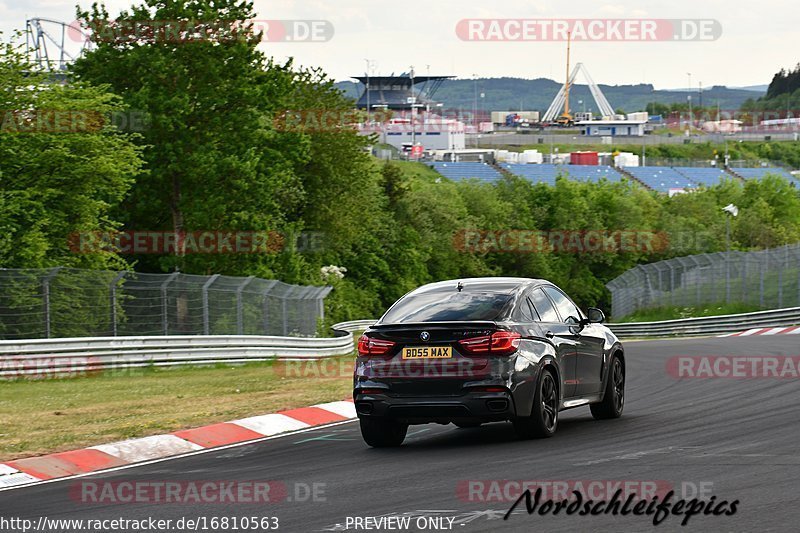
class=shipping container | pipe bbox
[570,151,599,165]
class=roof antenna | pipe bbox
[456,281,464,292]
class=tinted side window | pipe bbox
[543,286,581,323]
[514,295,535,322]
[530,289,559,322]
[526,297,541,321]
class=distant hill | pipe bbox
[731,84,769,92]
[334,77,765,114]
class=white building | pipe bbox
[702,120,743,133]
[359,112,466,151]
[577,119,647,137]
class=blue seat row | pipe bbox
[428,162,503,182]
[623,167,698,193]
[731,167,798,184]
[426,162,798,191]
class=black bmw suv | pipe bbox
[353,277,625,447]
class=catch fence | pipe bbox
[0,268,330,339]
[607,244,800,318]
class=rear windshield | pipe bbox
[380,291,513,323]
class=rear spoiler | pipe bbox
[370,321,499,330]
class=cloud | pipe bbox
[1,0,793,88]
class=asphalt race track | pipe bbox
[1,335,799,532]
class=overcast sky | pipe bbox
[3,0,797,88]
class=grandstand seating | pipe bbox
[560,165,623,183]
[428,162,503,182]
[731,167,798,184]
[426,161,798,192]
[502,164,622,185]
[623,166,698,193]
[500,163,556,185]
[673,167,731,187]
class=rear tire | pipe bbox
[513,368,558,439]
[359,418,408,447]
[591,355,625,420]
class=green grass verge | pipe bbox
[0,356,354,461]
[616,302,764,323]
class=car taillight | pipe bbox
[357,334,396,357]
[356,388,385,395]
[470,386,508,393]
[458,331,521,356]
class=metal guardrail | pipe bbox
[0,332,354,378]
[607,306,800,338]
[330,319,377,333]
[330,308,800,339]
[4,307,796,378]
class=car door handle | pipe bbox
[545,330,554,338]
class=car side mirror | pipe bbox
[587,307,605,324]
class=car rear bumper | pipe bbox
[354,391,517,424]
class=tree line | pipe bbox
[2,1,799,326]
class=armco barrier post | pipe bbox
[109,271,126,336]
[282,288,292,336]
[160,272,179,336]
[236,276,255,336]
[42,267,63,338]
[742,257,748,305]
[262,280,278,335]
[201,274,220,336]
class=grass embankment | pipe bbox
[617,303,764,323]
[389,160,444,180]
[0,356,354,461]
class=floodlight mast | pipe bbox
[564,32,571,117]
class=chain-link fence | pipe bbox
[607,244,800,319]
[640,157,792,169]
[0,268,331,339]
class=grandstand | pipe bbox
[622,166,698,193]
[730,167,798,184]
[425,161,798,193]
[559,165,623,183]
[673,167,732,187]
[500,164,557,185]
[428,162,503,182]
[352,74,452,111]
[501,164,623,185]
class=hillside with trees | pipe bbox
[741,63,800,112]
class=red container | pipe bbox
[570,151,599,165]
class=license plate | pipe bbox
[401,346,452,359]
